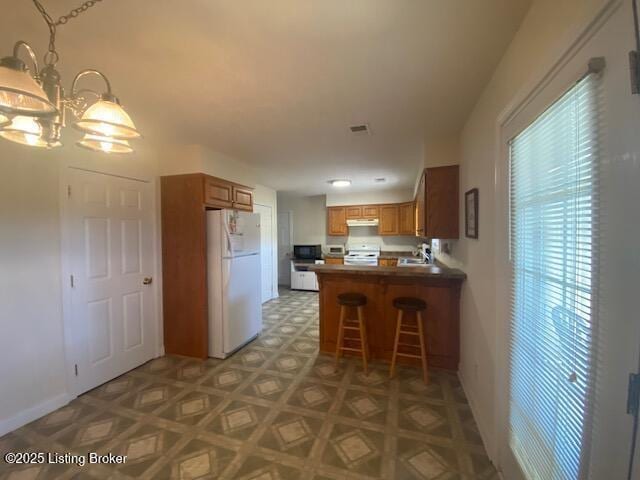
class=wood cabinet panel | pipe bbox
[398,202,415,235]
[415,172,426,236]
[378,258,397,267]
[345,206,362,219]
[415,166,459,239]
[204,178,233,208]
[378,205,399,235]
[327,207,348,236]
[362,205,379,218]
[161,175,208,359]
[232,186,253,211]
[425,166,459,238]
[324,257,344,265]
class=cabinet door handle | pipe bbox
[143,277,153,285]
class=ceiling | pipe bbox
[2,1,530,194]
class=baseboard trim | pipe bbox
[458,369,496,464]
[0,392,74,437]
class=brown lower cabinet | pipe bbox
[161,173,254,358]
[324,257,344,265]
[314,268,464,370]
[378,258,398,267]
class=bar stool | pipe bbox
[335,292,370,374]
[389,297,428,383]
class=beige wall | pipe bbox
[451,0,611,459]
[326,188,414,206]
[277,193,327,246]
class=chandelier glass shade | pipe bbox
[74,97,141,140]
[0,115,50,147]
[77,133,132,154]
[0,113,9,128]
[0,55,57,117]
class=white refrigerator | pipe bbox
[207,209,262,359]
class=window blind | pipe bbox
[509,71,601,480]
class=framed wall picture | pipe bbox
[465,188,479,239]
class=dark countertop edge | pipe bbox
[309,263,466,281]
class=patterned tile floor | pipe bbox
[0,289,496,480]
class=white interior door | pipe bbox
[66,168,156,395]
[277,211,292,285]
[254,204,274,302]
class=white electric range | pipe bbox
[344,244,381,266]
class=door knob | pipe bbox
[143,277,153,285]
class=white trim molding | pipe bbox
[0,392,74,437]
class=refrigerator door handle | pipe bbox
[222,214,234,258]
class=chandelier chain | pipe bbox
[31,0,104,65]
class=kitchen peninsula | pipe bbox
[309,263,466,370]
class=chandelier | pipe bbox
[0,0,141,154]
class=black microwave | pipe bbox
[294,244,322,260]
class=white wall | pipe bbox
[277,193,327,246]
[326,188,413,206]
[0,145,68,434]
[450,0,612,460]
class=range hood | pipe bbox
[347,218,379,227]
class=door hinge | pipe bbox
[67,185,72,198]
[74,364,78,376]
[70,275,75,288]
[628,373,640,415]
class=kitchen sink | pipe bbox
[397,257,429,266]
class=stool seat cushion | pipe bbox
[337,292,367,307]
[393,297,427,312]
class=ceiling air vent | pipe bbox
[349,124,370,135]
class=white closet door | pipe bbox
[67,168,156,394]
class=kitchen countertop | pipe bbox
[309,263,466,280]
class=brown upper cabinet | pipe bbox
[232,186,253,211]
[344,205,380,220]
[327,202,414,236]
[203,174,254,211]
[398,202,415,235]
[205,177,233,208]
[379,204,399,235]
[327,207,348,236]
[362,205,379,219]
[345,206,363,219]
[415,165,459,238]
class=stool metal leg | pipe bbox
[417,310,429,384]
[389,309,403,378]
[335,305,346,370]
[357,305,369,374]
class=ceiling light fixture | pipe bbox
[0,0,141,153]
[330,179,352,188]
